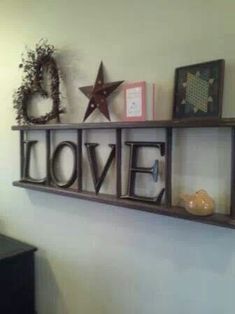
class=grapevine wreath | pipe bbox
[13,40,64,124]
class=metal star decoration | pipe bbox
[79,62,124,121]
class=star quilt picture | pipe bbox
[173,59,225,120]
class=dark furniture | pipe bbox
[0,234,37,314]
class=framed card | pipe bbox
[124,81,146,121]
[173,59,225,120]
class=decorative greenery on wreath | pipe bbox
[13,40,65,124]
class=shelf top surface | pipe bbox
[11,118,235,130]
[0,234,37,260]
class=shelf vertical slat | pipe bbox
[230,127,235,218]
[77,129,83,192]
[116,128,122,197]
[20,130,24,179]
[165,127,172,207]
[46,130,51,186]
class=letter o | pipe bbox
[50,141,77,188]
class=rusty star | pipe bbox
[79,62,124,121]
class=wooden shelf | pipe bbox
[12,118,235,230]
[11,118,235,131]
[13,181,235,230]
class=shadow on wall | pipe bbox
[0,219,7,234]
[36,254,69,314]
[55,48,82,124]
[26,188,235,276]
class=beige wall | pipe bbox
[1,1,235,313]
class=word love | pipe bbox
[22,140,166,204]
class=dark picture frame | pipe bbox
[173,59,225,120]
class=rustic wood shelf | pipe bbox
[12,118,235,230]
[13,181,235,229]
[11,117,235,130]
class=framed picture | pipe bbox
[124,81,146,121]
[173,59,225,120]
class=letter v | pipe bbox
[85,143,116,194]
